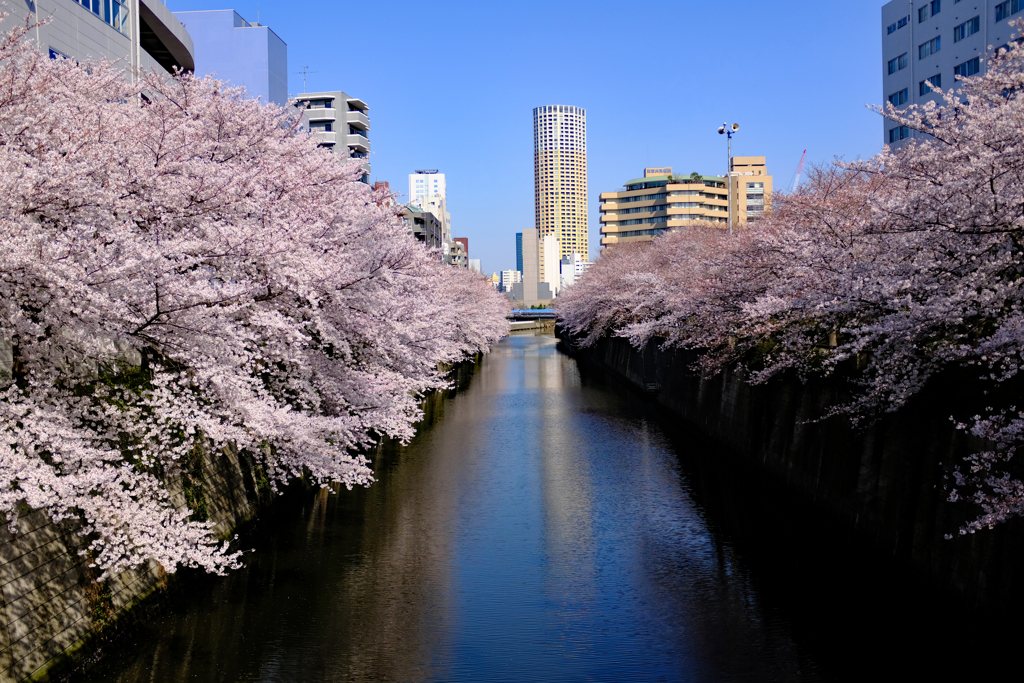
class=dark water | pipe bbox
[72,334,1013,682]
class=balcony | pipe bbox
[347,136,370,153]
[313,131,337,145]
[306,108,336,122]
[346,110,370,129]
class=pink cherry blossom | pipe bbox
[0,15,509,578]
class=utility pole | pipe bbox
[718,122,739,235]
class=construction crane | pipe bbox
[790,149,807,193]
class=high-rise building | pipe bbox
[533,104,588,277]
[881,0,1014,147]
[173,9,287,105]
[516,232,524,273]
[511,228,553,305]
[1,0,194,75]
[291,91,371,181]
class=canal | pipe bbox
[71,333,1011,682]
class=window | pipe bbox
[888,126,910,143]
[954,16,980,42]
[996,0,1023,22]
[955,56,981,77]
[888,52,908,74]
[919,36,941,59]
[919,0,940,22]
[920,73,942,95]
[888,88,909,106]
[887,15,909,34]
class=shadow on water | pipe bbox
[572,351,1021,682]
[62,333,1018,682]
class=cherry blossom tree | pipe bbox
[0,17,508,578]
[560,27,1024,533]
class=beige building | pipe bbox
[729,156,772,224]
[598,168,728,247]
[533,104,588,276]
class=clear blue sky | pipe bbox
[169,1,887,276]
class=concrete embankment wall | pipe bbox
[560,331,1024,612]
[0,445,265,683]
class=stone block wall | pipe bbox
[0,443,263,682]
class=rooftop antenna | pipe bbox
[294,66,317,93]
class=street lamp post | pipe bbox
[718,122,739,235]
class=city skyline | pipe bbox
[160,0,891,275]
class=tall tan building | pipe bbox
[598,168,728,247]
[533,105,588,275]
[729,156,772,224]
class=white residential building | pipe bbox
[500,270,522,292]
[540,234,561,297]
[409,170,451,245]
[881,0,1018,147]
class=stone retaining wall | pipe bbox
[0,444,263,682]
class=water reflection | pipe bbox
[76,335,826,682]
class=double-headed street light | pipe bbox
[718,122,739,234]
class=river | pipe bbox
[71,333,1009,682]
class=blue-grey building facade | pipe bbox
[172,9,286,105]
[516,232,524,273]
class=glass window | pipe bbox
[954,16,980,42]
[919,74,942,95]
[888,126,910,143]
[919,36,941,59]
[995,0,1022,22]
[888,88,909,106]
[954,56,981,77]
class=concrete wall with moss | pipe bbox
[0,444,265,682]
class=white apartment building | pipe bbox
[408,170,451,245]
[540,234,561,297]
[881,0,1020,146]
[500,270,522,293]
[291,91,371,181]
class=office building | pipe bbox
[729,157,773,224]
[599,168,728,248]
[291,91,371,181]
[172,9,286,105]
[516,229,524,272]
[881,0,1016,146]
[409,170,451,245]
[533,104,589,277]
[1,0,194,75]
